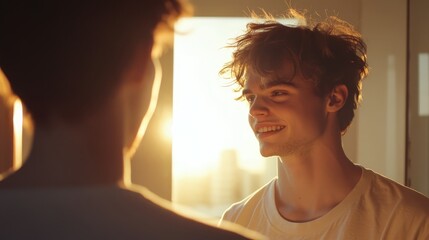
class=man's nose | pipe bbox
[249,96,268,118]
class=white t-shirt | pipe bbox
[0,184,256,240]
[220,167,429,240]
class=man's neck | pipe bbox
[274,144,362,222]
[0,115,126,189]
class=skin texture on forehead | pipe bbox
[242,59,317,98]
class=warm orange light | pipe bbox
[13,98,23,170]
[162,118,172,141]
[172,17,294,218]
[172,17,268,177]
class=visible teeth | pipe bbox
[257,126,284,133]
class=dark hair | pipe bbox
[0,0,189,125]
[220,10,368,133]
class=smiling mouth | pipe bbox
[256,125,285,134]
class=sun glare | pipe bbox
[162,118,172,141]
[173,17,264,178]
[172,17,296,217]
[172,17,298,177]
[172,17,301,175]
[13,98,23,170]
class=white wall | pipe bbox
[408,0,429,195]
[358,0,407,183]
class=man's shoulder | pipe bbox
[0,186,256,239]
[365,168,429,214]
[363,169,429,238]
[222,178,276,222]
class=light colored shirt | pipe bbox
[220,167,429,240]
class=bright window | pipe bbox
[172,17,296,219]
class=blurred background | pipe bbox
[1,0,428,220]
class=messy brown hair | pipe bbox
[220,9,368,133]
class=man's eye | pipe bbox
[245,95,255,103]
[272,91,288,97]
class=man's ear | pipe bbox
[326,84,348,113]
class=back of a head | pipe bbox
[0,1,263,239]
[0,0,185,126]
[222,9,369,133]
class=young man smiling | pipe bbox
[219,10,429,239]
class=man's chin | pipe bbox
[259,147,275,158]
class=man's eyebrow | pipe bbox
[242,79,296,95]
[262,79,296,89]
